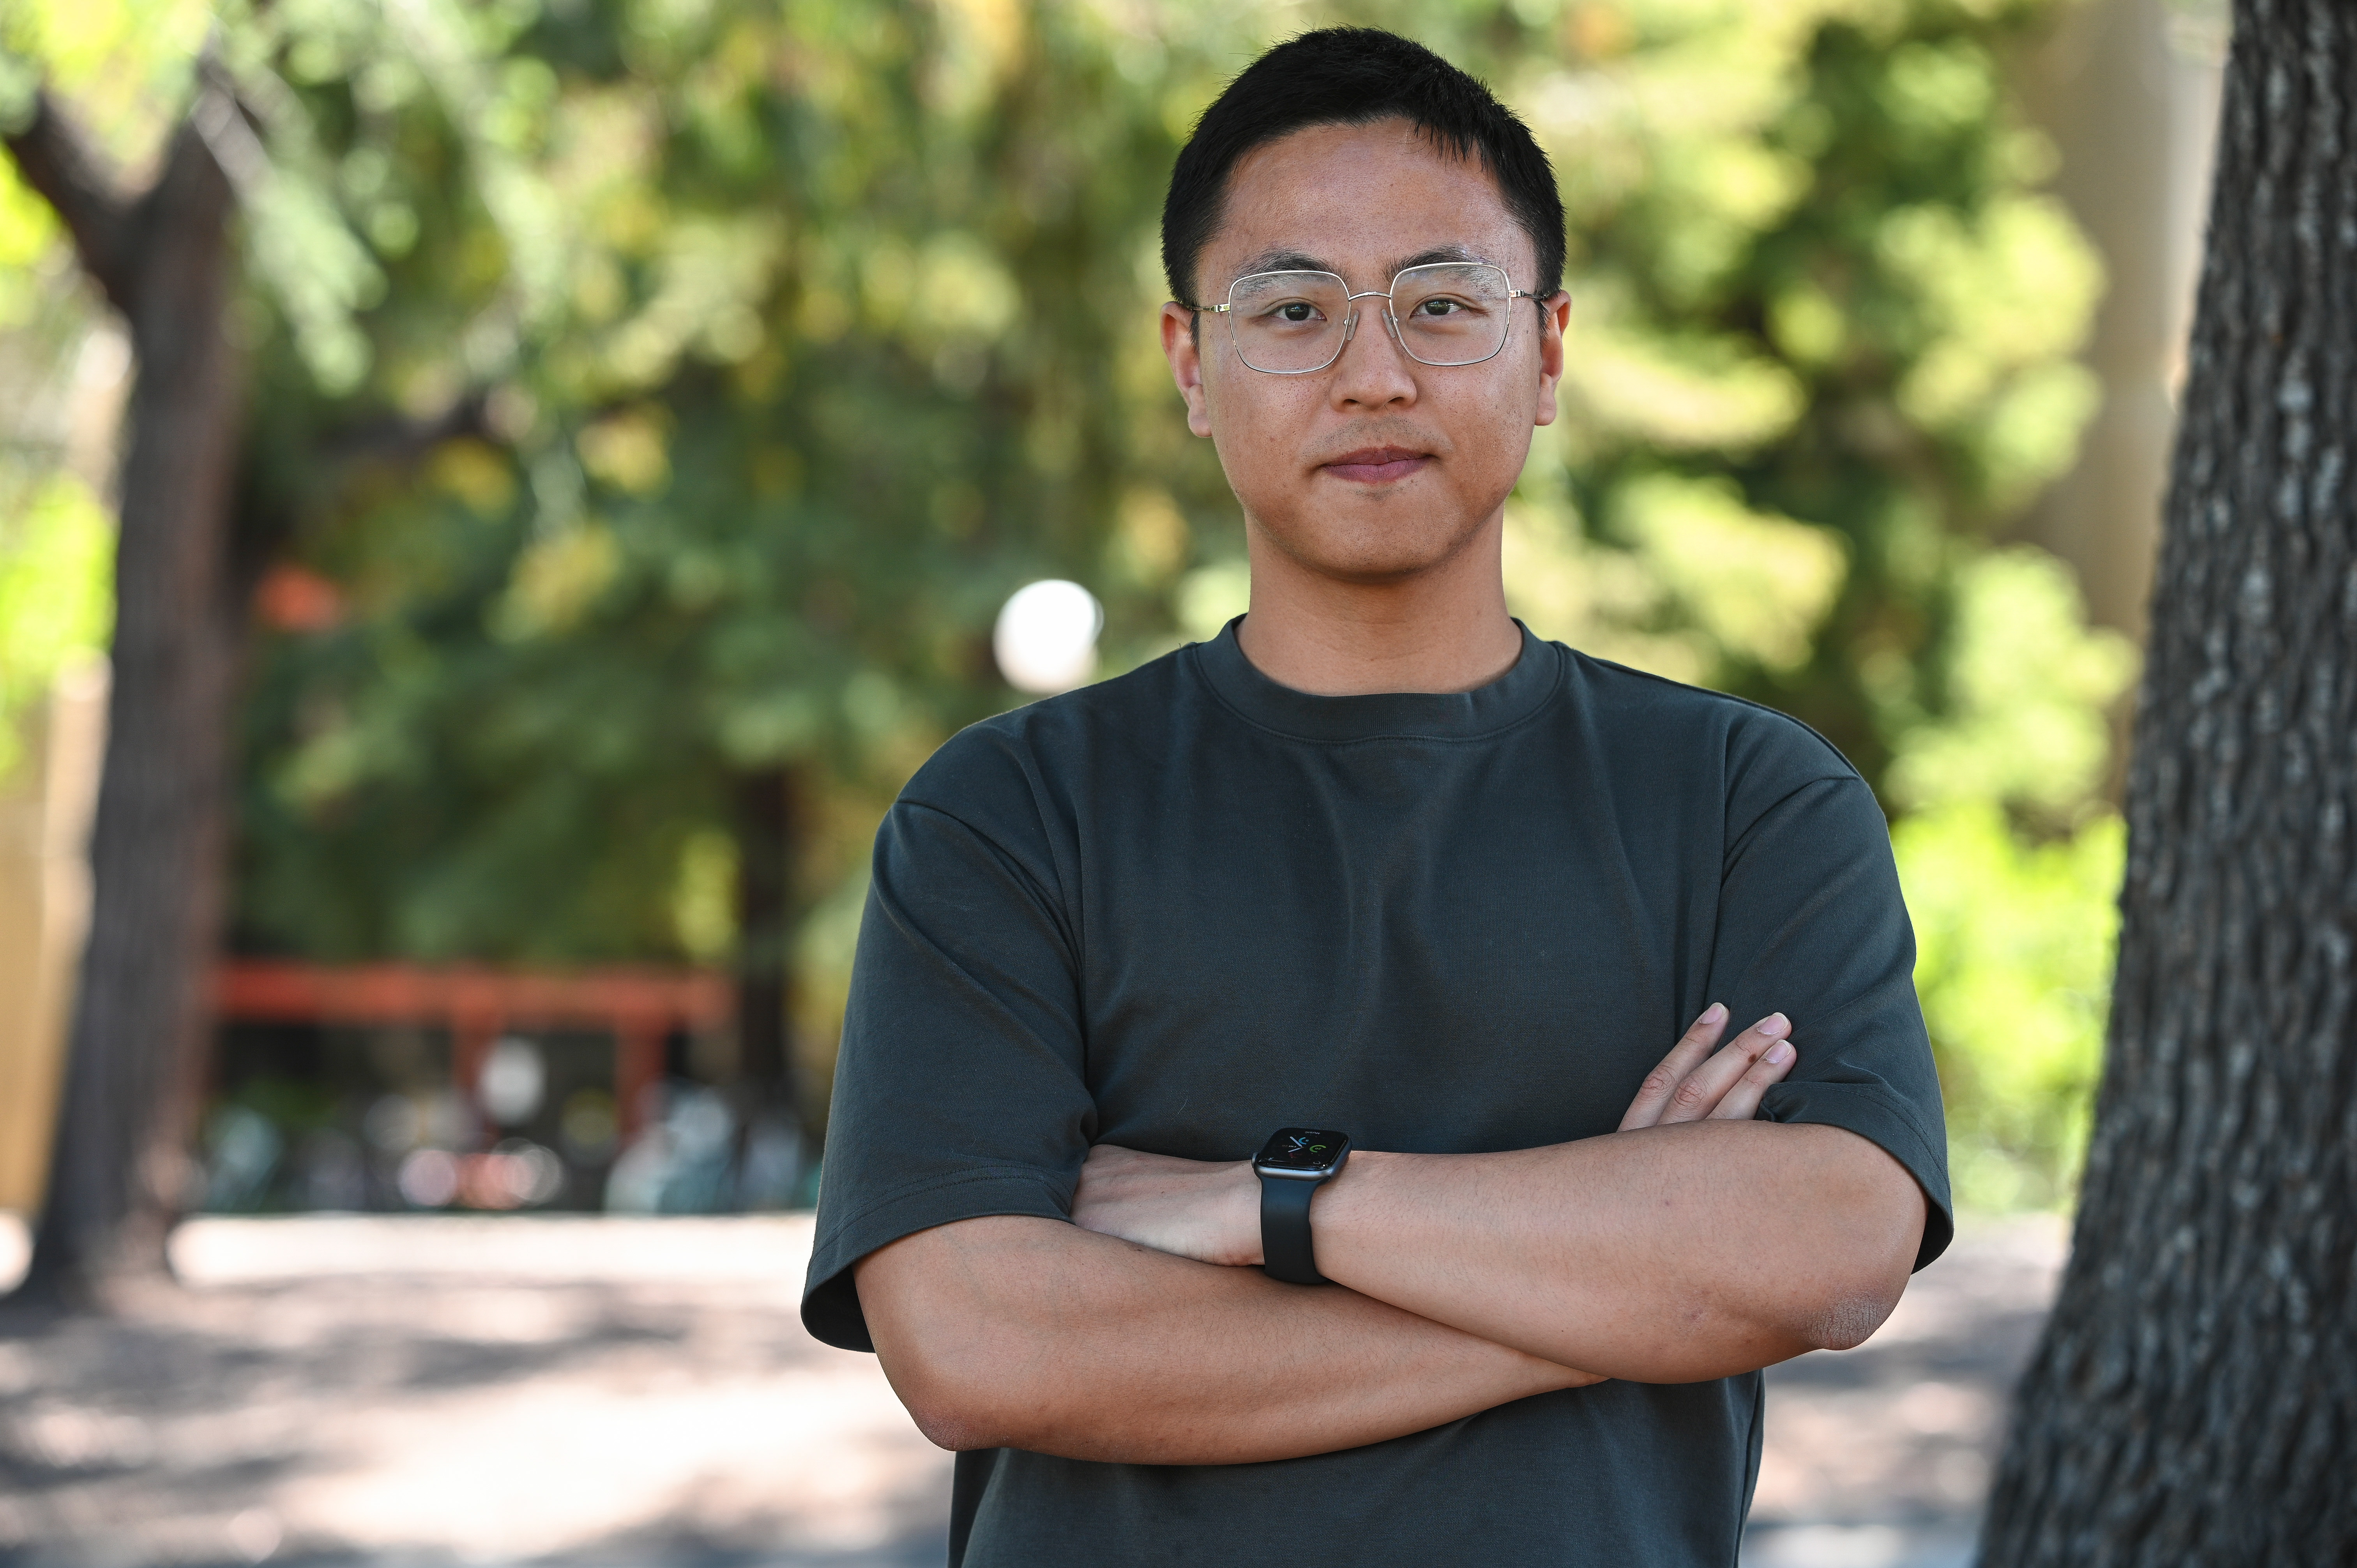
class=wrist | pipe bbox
[1289,1147,1399,1282]
[1222,1159,1265,1266]
[1235,1144,1373,1266]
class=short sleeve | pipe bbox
[1711,771,1953,1271]
[799,763,1097,1351]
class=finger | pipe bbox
[1657,1013,1790,1125]
[1705,1035,1797,1122]
[1618,1004,1730,1131]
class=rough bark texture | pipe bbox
[7,94,244,1305]
[1979,1,2357,1559]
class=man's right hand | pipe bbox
[1617,1004,1798,1131]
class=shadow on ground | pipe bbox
[0,1213,2064,1568]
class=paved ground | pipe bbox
[0,1212,2067,1568]
[1745,1217,2067,1568]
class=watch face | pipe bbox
[1255,1127,1350,1174]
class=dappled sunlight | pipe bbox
[0,1212,2064,1568]
[0,1216,951,1566]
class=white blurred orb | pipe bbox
[478,1036,546,1126]
[994,579,1103,694]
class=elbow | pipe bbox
[881,1334,1030,1452]
[1787,1220,1919,1353]
[1790,1142,1927,1353]
[1795,1287,1903,1353]
[903,1391,1002,1454]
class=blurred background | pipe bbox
[0,0,2227,1562]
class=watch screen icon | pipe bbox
[1254,1126,1352,1174]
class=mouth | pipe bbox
[1321,446,1433,484]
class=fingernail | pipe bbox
[1756,1013,1789,1037]
[1766,1041,1794,1065]
[1701,1003,1727,1025]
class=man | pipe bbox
[802,27,1947,1566]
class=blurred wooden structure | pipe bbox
[214,961,732,1141]
[2023,0,2226,646]
[0,661,107,1214]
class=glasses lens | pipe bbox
[1391,264,1512,366]
[1226,272,1350,373]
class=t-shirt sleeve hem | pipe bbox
[800,1168,1074,1352]
[1759,1081,1955,1271]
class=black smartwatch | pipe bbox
[1254,1127,1351,1285]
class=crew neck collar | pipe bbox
[1192,617,1562,743]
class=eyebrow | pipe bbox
[1233,247,1330,277]
[1226,242,1498,286]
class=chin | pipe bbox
[1256,509,1484,583]
[1285,534,1468,584]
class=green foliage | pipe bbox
[1885,546,2136,823]
[1468,0,2110,785]
[1884,546,2133,1206]
[0,466,113,780]
[1895,799,2122,1209]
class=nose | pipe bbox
[1330,293,1418,409]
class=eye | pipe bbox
[1416,297,1466,317]
[1274,302,1321,323]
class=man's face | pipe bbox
[1162,118,1569,585]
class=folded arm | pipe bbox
[1073,1007,1928,1383]
[854,1008,1926,1462]
[853,1212,1601,1465]
[1307,1118,1923,1381]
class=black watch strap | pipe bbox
[1260,1174,1326,1285]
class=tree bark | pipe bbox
[7,94,244,1306]
[1979,1,2357,1559]
[730,764,803,1196]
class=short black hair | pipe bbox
[1161,28,1565,307]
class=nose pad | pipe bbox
[1341,307,1359,345]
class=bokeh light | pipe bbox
[993,580,1103,695]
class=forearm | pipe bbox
[855,1214,1600,1465]
[1313,1121,1926,1382]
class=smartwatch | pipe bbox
[1253,1127,1352,1285]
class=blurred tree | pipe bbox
[0,0,507,1292]
[1982,0,2357,1556]
[2,19,247,1300]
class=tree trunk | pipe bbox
[1979,0,2357,1559]
[6,98,244,1306]
[730,764,803,1203]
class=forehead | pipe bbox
[1207,117,1530,290]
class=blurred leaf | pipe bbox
[1896,799,2124,1209]
[1886,546,2137,821]
[0,465,113,781]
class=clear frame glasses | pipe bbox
[1192,262,1540,374]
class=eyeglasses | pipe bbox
[1188,262,1541,375]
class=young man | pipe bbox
[802,28,1948,1566]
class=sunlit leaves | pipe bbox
[1562,322,1807,452]
[1616,474,1848,673]
[0,467,112,782]
[1896,799,2123,1210]
[1885,547,2136,822]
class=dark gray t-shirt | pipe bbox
[802,620,1951,1568]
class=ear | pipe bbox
[1530,291,1572,429]
[1161,302,1215,439]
